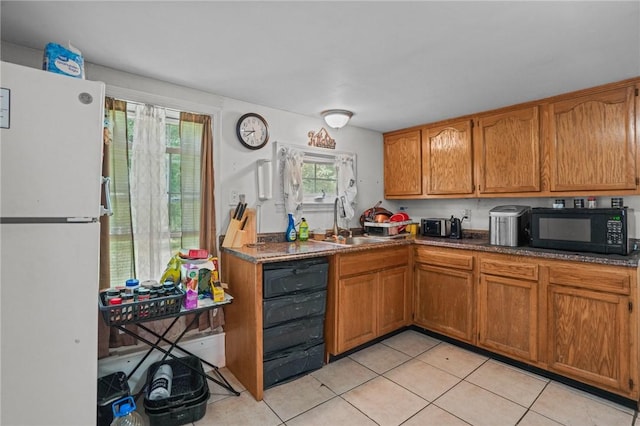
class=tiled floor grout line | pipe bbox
[277,359,387,426]
[513,380,565,426]
[272,377,349,425]
[387,340,510,426]
[280,393,378,426]
[392,340,476,426]
[401,344,547,426]
[334,393,384,426]
[376,340,468,426]
[261,389,288,425]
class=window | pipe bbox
[123,107,196,253]
[302,158,337,202]
[107,102,202,287]
[276,142,357,212]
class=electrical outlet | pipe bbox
[462,209,471,221]
[230,190,239,206]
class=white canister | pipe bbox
[148,364,173,400]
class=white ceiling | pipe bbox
[2,1,639,133]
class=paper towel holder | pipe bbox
[257,159,273,201]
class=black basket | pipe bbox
[97,371,130,426]
[145,387,209,426]
[144,356,207,410]
[98,289,185,326]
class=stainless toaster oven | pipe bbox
[421,218,451,237]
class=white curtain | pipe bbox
[336,154,357,221]
[130,104,171,281]
[282,147,304,214]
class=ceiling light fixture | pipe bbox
[321,109,353,129]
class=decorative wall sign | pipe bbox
[307,127,335,149]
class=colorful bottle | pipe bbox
[299,218,309,241]
[286,213,297,242]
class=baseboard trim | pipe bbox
[98,332,225,393]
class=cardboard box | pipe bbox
[211,283,224,302]
[183,289,198,310]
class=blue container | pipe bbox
[285,214,297,242]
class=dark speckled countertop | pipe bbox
[221,237,412,264]
[413,236,640,267]
[222,232,640,267]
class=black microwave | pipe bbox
[530,208,634,255]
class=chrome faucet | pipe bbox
[333,197,341,237]
[333,197,351,237]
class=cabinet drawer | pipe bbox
[263,258,328,298]
[480,257,538,281]
[339,247,408,276]
[263,290,327,328]
[263,315,324,356]
[414,247,474,270]
[263,342,325,389]
[548,265,630,294]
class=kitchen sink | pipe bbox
[314,236,388,246]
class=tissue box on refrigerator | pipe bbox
[42,42,85,78]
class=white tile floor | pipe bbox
[145,330,639,425]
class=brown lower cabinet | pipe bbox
[223,243,639,403]
[414,246,639,401]
[326,246,412,355]
[414,247,475,343]
[545,262,635,397]
[478,254,539,363]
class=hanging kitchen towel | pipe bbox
[282,147,304,214]
[337,154,357,220]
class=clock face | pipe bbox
[236,113,269,150]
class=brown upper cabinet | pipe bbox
[383,77,639,198]
[423,119,474,196]
[384,130,422,197]
[476,106,540,194]
[547,86,637,192]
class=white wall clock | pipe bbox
[236,113,269,150]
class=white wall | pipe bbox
[4,41,640,238]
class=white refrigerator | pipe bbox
[1,61,106,425]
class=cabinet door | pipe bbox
[548,86,636,192]
[547,285,630,395]
[423,120,474,195]
[384,130,422,196]
[378,266,410,335]
[337,273,378,353]
[478,274,537,362]
[476,106,540,194]
[414,263,474,343]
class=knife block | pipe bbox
[223,208,257,248]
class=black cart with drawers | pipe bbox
[261,257,329,388]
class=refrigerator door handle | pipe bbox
[101,176,113,216]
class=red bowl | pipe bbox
[389,213,409,232]
[389,213,406,222]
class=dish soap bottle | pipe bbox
[299,218,309,241]
[286,213,297,242]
